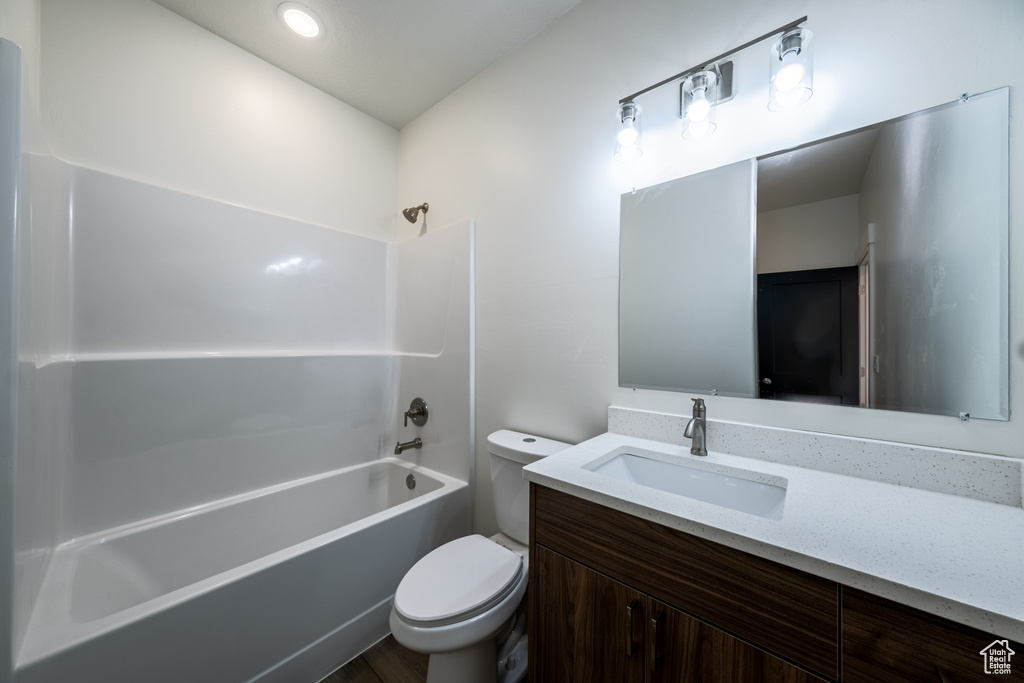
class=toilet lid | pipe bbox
[394,535,524,626]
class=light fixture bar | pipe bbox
[618,15,808,105]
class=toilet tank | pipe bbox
[487,430,570,545]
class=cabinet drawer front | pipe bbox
[533,485,839,680]
[843,588,1024,682]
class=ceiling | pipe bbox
[152,0,583,129]
[757,127,882,213]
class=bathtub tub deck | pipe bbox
[15,457,469,683]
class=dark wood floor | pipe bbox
[321,635,428,683]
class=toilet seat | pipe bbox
[394,535,524,627]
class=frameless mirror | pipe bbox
[619,88,1009,420]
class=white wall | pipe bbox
[757,194,860,274]
[398,0,1024,534]
[36,0,399,240]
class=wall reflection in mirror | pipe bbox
[619,88,1009,420]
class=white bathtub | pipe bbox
[15,458,469,683]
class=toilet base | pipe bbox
[425,639,496,683]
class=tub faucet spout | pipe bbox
[683,398,707,456]
[395,438,422,455]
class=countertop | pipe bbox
[523,431,1024,641]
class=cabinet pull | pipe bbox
[935,666,952,683]
[625,600,639,656]
[648,612,662,675]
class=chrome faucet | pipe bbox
[683,398,707,456]
[395,438,422,455]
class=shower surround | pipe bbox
[9,154,474,682]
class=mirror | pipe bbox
[619,88,1009,420]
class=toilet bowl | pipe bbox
[389,430,569,683]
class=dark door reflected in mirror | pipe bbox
[757,266,858,405]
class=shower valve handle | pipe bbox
[404,398,429,427]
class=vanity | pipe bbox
[528,80,1023,682]
[523,410,1024,682]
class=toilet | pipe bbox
[389,429,569,683]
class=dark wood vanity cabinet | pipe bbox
[529,484,1022,683]
[533,544,826,682]
[530,484,838,681]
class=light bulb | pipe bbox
[688,88,711,122]
[278,3,323,38]
[617,120,638,147]
[774,59,804,92]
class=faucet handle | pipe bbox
[403,397,429,427]
[691,397,706,417]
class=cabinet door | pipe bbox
[651,600,829,683]
[533,545,646,682]
[843,588,1024,682]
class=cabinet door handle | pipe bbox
[647,612,662,677]
[935,666,952,683]
[625,600,639,656]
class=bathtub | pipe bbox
[15,457,469,683]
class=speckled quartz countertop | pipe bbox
[523,429,1024,642]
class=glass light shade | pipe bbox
[616,144,643,162]
[616,102,643,161]
[278,3,323,38]
[683,119,717,140]
[769,28,813,110]
[681,70,718,140]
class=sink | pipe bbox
[585,451,787,519]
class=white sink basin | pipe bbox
[585,451,787,519]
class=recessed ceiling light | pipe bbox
[277,2,323,39]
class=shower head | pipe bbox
[402,203,429,223]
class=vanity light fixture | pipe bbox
[769,28,813,110]
[615,16,810,155]
[278,2,324,39]
[616,102,643,161]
